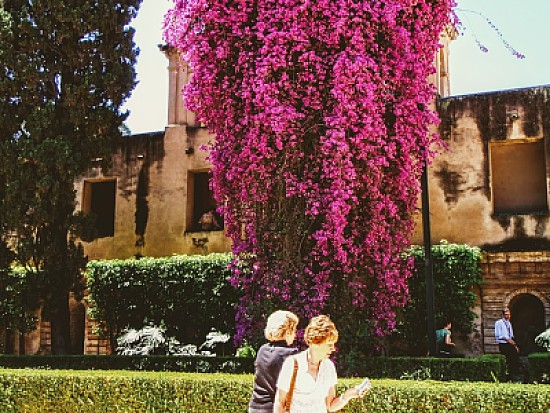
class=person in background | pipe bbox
[274,315,368,413]
[435,320,456,357]
[495,307,520,381]
[249,310,299,413]
[198,209,222,231]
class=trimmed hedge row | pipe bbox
[0,370,251,413]
[0,370,548,413]
[0,354,507,382]
[85,244,482,358]
[528,352,550,383]
[344,354,507,382]
[0,355,254,374]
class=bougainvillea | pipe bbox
[164,0,453,346]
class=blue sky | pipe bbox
[123,0,550,134]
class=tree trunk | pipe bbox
[49,289,71,355]
[18,332,25,355]
[5,329,14,354]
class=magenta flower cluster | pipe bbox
[164,0,453,344]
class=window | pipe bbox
[186,171,222,232]
[82,179,116,238]
[490,139,548,214]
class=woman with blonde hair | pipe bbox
[248,310,299,413]
[274,315,368,413]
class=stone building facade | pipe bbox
[410,87,550,355]
[14,32,549,356]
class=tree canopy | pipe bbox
[0,0,142,353]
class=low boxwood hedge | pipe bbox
[341,354,506,382]
[0,355,254,374]
[0,370,548,412]
[528,352,550,383]
[0,354,507,382]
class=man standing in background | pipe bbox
[495,308,520,381]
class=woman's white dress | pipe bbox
[275,349,337,413]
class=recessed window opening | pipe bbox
[82,179,116,238]
[490,140,548,214]
[187,171,223,232]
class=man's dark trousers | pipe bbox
[499,342,519,380]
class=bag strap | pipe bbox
[284,358,299,411]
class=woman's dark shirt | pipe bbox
[248,341,298,412]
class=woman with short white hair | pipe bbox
[248,310,299,413]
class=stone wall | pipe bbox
[410,87,550,357]
[480,251,550,354]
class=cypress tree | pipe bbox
[0,0,141,353]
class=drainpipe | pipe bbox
[421,160,437,356]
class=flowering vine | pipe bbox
[452,8,525,59]
[164,0,453,345]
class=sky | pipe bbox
[123,0,550,134]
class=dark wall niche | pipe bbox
[433,161,465,205]
[481,237,550,252]
[493,215,512,233]
[534,215,549,238]
[513,216,527,239]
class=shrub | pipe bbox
[0,267,42,337]
[86,254,240,350]
[0,370,548,412]
[339,354,506,382]
[235,341,257,358]
[116,325,199,356]
[535,328,550,351]
[0,354,508,382]
[391,242,483,356]
[528,352,550,384]
[0,354,255,373]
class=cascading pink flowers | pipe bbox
[164,0,453,345]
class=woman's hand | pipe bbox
[347,385,369,399]
[341,386,367,404]
[327,384,369,412]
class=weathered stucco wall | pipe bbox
[76,126,231,260]
[412,86,550,250]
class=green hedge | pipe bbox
[396,242,483,355]
[0,370,548,412]
[0,354,506,382]
[0,355,254,374]
[528,352,550,383]
[86,245,482,359]
[343,354,506,382]
[86,253,240,348]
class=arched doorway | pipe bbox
[509,293,545,355]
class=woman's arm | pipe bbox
[273,388,288,413]
[444,332,455,346]
[326,386,361,412]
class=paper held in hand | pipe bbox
[355,378,371,393]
